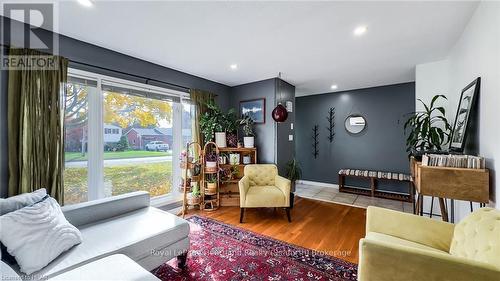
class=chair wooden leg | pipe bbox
[240,208,245,223]
[285,208,291,223]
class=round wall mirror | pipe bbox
[345,114,366,134]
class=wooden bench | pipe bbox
[338,169,413,202]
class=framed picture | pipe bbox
[239,98,265,124]
[450,77,480,152]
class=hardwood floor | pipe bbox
[187,196,366,263]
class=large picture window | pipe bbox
[63,69,191,205]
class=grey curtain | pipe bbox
[8,48,68,204]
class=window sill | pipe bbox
[151,193,183,208]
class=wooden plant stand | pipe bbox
[181,142,202,218]
[202,142,220,211]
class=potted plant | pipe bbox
[200,100,226,147]
[223,109,239,147]
[205,152,218,173]
[404,95,452,157]
[187,184,201,205]
[206,175,217,194]
[285,159,302,208]
[239,115,255,148]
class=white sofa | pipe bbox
[1,191,190,280]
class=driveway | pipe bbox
[65,156,172,168]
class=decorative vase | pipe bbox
[215,132,227,148]
[226,132,238,147]
[243,155,251,164]
[243,136,254,148]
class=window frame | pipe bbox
[66,68,190,207]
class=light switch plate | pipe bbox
[288,135,293,141]
[291,123,294,130]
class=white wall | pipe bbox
[415,1,500,221]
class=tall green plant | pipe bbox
[285,159,302,183]
[239,115,255,137]
[199,100,223,142]
[404,95,452,152]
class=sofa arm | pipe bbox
[366,206,455,252]
[62,191,150,227]
[358,238,500,281]
[275,175,291,207]
[239,176,250,207]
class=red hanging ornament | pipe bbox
[272,103,288,122]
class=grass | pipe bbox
[65,150,172,162]
[63,161,173,205]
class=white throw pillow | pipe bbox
[0,196,82,274]
[0,188,47,215]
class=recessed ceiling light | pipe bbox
[78,0,93,7]
[331,84,338,90]
[230,64,238,70]
[353,25,368,36]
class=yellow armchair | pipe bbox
[359,206,500,281]
[238,164,291,223]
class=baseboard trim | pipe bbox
[296,180,339,189]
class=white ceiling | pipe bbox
[9,1,479,96]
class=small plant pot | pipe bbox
[229,154,240,165]
[215,132,227,148]
[206,161,217,173]
[243,155,251,164]
[243,136,254,148]
[187,195,201,205]
[206,182,217,194]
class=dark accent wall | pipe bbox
[276,80,296,176]
[0,17,232,197]
[228,78,296,172]
[229,79,277,164]
[295,82,415,193]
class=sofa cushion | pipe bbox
[0,188,46,215]
[49,254,159,281]
[365,232,447,254]
[450,208,500,269]
[245,185,287,207]
[0,196,82,274]
[33,207,189,279]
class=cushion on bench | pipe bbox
[339,169,411,181]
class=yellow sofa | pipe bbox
[238,164,291,223]
[359,206,500,281]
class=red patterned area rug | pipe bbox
[152,215,358,281]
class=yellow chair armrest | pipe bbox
[359,238,500,281]
[275,175,291,207]
[366,206,455,251]
[239,176,250,207]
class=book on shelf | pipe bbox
[421,154,485,169]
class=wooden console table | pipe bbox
[411,157,489,223]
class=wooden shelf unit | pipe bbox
[411,157,490,222]
[219,147,257,206]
